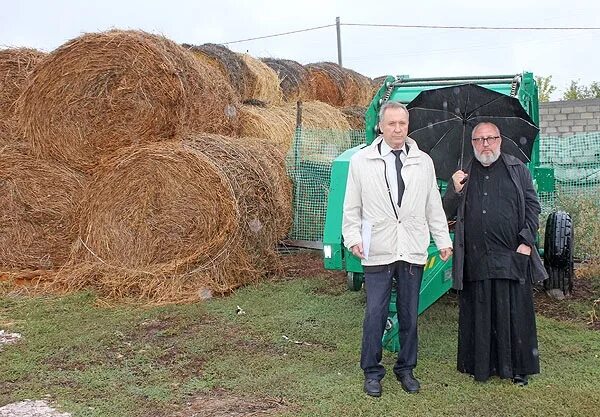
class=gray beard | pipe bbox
[474,149,501,166]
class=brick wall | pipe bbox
[539,98,600,136]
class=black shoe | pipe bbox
[396,372,420,393]
[513,374,528,386]
[363,378,382,397]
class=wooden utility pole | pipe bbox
[336,16,342,67]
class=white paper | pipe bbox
[361,219,372,260]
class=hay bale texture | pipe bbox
[305,62,374,107]
[186,135,292,273]
[185,43,250,99]
[344,68,374,107]
[16,30,240,172]
[0,48,46,123]
[261,58,315,102]
[0,145,84,271]
[305,62,346,106]
[239,100,351,153]
[239,53,283,104]
[342,106,367,130]
[52,137,291,303]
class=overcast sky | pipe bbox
[2,0,599,100]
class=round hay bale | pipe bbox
[240,100,352,154]
[239,104,296,152]
[239,53,283,105]
[0,48,46,124]
[53,141,241,301]
[186,134,292,273]
[342,106,367,130]
[261,58,314,102]
[16,30,240,172]
[343,68,374,106]
[185,43,250,99]
[305,62,346,106]
[0,145,84,271]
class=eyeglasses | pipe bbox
[472,136,500,144]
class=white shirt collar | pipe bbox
[380,139,407,157]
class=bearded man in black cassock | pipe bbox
[443,121,548,386]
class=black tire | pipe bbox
[543,211,574,294]
[347,272,364,291]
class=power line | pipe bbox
[220,21,600,45]
[343,23,600,30]
[222,24,335,45]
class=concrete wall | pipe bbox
[539,98,600,136]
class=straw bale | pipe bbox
[186,134,292,273]
[0,145,84,271]
[239,53,283,105]
[342,106,367,130]
[239,100,351,154]
[239,104,296,152]
[50,141,239,301]
[16,30,240,172]
[185,43,250,99]
[305,62,346,106]
[261,58,314,102]
[343,68,374,106]
[0,48,45,123]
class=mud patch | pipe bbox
[534,276,600,331]
[175,389,290,417]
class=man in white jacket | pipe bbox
[342,101,452,397]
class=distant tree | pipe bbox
[535,75,556,102]
[562,80,600,100]
[589,81,600,98]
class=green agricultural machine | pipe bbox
[322,72,573,352]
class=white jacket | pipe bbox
[342,135,452,266]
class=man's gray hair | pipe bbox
[378,100,409,123]
[471,121,501,138]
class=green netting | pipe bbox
[538,132,600,260]
[286,129,600,259]
[286,128,365,241]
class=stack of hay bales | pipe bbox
[53,138,291,301]
[0,48,46,144]
[3,30,291,302]
[17,30,240,172]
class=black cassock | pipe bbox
[458,158,540,382]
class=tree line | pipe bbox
[536,76,600,102]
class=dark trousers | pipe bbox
[361,260,424,380]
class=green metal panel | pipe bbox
[534,166,556,193]
[322,145,362,270]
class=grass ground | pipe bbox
[1,251,599,417]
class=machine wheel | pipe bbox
[347,272,364,291]
[543,211,574,295]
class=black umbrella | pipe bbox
[406,83,539,181]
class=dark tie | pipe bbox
[391,150,405,206]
